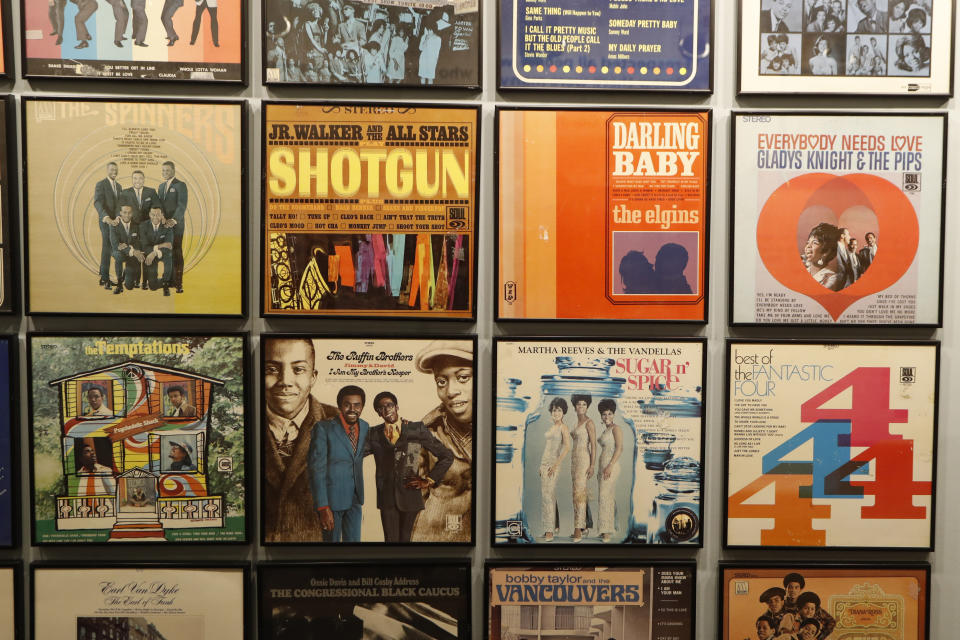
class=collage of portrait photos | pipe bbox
[0,0,953,638]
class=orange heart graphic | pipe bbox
[756,173,919,320]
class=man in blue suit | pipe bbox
[139,207,174,295]
[158,161,188,293]
[109,202,143,294]
[309,384,369,543]
[94,162,123,289]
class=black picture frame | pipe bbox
[717,561,931,640]
[728,110,947,328]
[485,560,698,640]
[494,106,713,324]
[26,332,252,547]
[260,333,478,547]
[259,100,480,322]
[20,96,249,319]
[491,336,707,548]
[31,562,252,640]
[18,0,248,85]
[257,560,472,639]
[723,338,940,551]
[0,0,13,81]
[0,335,19,550]
[496,0,714,93]
[0,562,22,640]
[260,0,482,90]
[737,0,956,96]
[0,95,19,315]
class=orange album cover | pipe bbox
[498,109,711,321]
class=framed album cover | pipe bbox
[493,338,705,546]
[497,107,711,322]
[730,112,947,327]
[738,0,955,95]
[0,563,21,640]
[0,336,16,548]
[22,97,247,318]
[263,0,481,88]
[487,562,696,640]
[0,97,16,315]
[498,0,712,92]
[32,564,249,639]
[20,0,245,82]
[725,340,939,550]
[262,335,476,545]
[262,102,478,320]
[259,561,471,638]
[719,563,930,640]
[27,333,249,545]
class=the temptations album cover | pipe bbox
[487,563,695,640]
[498,108,710,321]
[720,564,929,640]
[725,340,938,549]
[263,103,477,319]
[263,0,480,87]
[21,0,243,81]
[260,562,470,639]
[22,98,245,317]
[33,565,247,638]
[731,112,946,326]
[28,334,248,544]
[494,338,704,546]
[262,336,475,544]
[739,0,953,95]
[499,0,711,91]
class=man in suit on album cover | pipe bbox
[760,0,798,32]
[109,202,142,293]
[158,161,188,293]
[139,207,174,294]
[94,162,123,289]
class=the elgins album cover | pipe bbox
[28,334,248,544]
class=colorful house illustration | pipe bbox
[50,360,225,541]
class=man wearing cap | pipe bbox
[167,438,196,471]
[364,391,454,543]
[759,586,790,633]
[309,384,369,542]
[76,438,112,474]
[410,339,474,542]
[166,385,197,418]
[263,338,338,543]
[782,573,804,616]
[796,592,835,639]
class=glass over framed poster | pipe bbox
[497,108,711,322]
[487,562,696,640]
[0,336,15,549]
[724,340,939,550]
[20,0,244,82]
[263,0,481,88]
[33,564,248,639]
[719,563,930,640]
[22,98,246,317]
[27,333,249,545]
[259,561,471,638]
[0,97,15,315]
[261,335,476,545]
[499,0,712,92]
[263,102,478,319]
[730,112,946,327]
[494,338,705,546]
[738,0,954,95]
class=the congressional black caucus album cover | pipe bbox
[28,334,249,545]
[259,562,470,639]
[725,340,939,550]
[33,564,249,639]
[20,0,244,82]
[486,563,695,640]
[263,103,478,319]
[261,336,475,545]
[494,338,705,546]
[0,98,15,315]
[739,0,954,95]
[499,0,711,91]
[263,0,480,88]
[730,112,946,326]
[720,563,930,640]
[22,98,246,317]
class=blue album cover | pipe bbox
[499,0,711,91]
[0,339,11,547]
